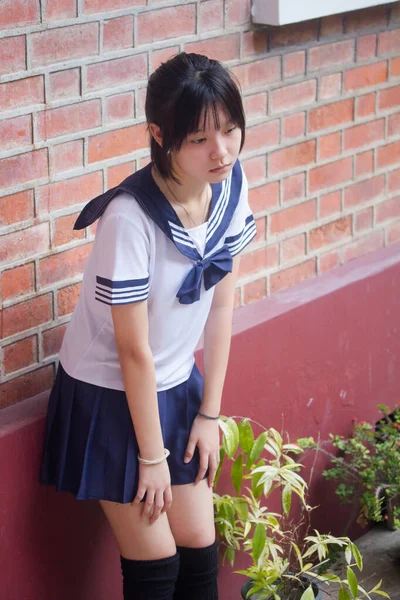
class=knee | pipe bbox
[175,529,215,549]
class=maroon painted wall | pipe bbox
[1,242,399,600]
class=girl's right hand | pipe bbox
[133,461,172,524]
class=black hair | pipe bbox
[145,52,246,182]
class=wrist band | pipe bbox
[198,411,220,421]
[138,448,170,465]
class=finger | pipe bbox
[195,454,209,484]
[184,438,197,464]
[162,486,173,513]
[133,485,146,505]
[149,490,164,524]
[208,453,219,488]
[141,490,155,520]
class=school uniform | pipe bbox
[40,159,256,503]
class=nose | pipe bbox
[210,134,228,161]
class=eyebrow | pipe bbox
[191,119,235,134]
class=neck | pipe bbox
[156,165,208,206]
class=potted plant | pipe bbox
[213,416,390,600]
[298,404,400,531]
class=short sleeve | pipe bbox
[224,169,257,256]
[94,212,150,306]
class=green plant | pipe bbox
[298,404,400,531]
[213,416,390,600]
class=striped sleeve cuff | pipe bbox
[224,215,257,257]
[95,276,149,305]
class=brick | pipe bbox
[355,150,374,177]
[309,157,353,194]
[388,113,400,137]
[282,112,305,140]
[283,51,305,78]
[0,36,26,76]
[58,282,82,316]
[269,140,316,176]
[345,6,388,33]
[392,4,400,24]
[243,93,267,119]
[199,0,223,32]
[243,278,266,304]
[0,365,54,409]
[376,197,400,223]
[318,132,341,161]
[357,34,377,61]
[234,287,241,308]
[105,92,134,123]
[270,259,316,294]
[239,248,271,278]
[54,213,85,247]
[244,121,280,153]
[248,181,279,213]
[342,230,384,263]
[320,191,341,218]
[270,80,316,114]
[0,76,44,112]
[84,0,145,12]
[103,16,133,52]
[42,324,67,358]
[31,23,99,68]
[355,93,376,118]
[242,30,267,57]
[1,263,35,302]
[137,5,195,45]
[0,149,48,189]
[0,223,49,266]
[391,56,400,77]
[282,234,306,263]
[37,100,101,140]
[388,168,400,192]
[88,123,148,163]
[282,173,305,204]
[108,162,135,189]
[377,140,400,169]
[344,174,385,208]
[379,85,400,110]
[320,14,344,38]
[0,190,34,227]
[309,216,352,250]
[51,140,84,174]
[46,0,77,19]
[388,221,400,245]
[152,46,179,72]
[39,245,91,287]
[254,216,266,243]
[2,294,52,338]
[0,114,32,151]
[309,40,354,71]
[319,73,342,100]
[344,61,388,92]
[39,171,103,213]
[3,336,37,374]
[232,57,281,90]
[355,207,373,232]
[319,250,341,273]
[87,54,147,92]
[185,34,240,62]
[344,118,385,151]
[226,0,250,26]
[49,68,80,100]
[309,99,354,133]
[270,20,318,49]
[242,155,266,184]
[379,29,400,55]
[0,0,39,30]
[269,199,316,235]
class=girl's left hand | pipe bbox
[184,415,220,487]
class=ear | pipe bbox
[149,123,163,148]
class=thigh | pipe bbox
[167,479,216,548]
[100,500,176,560]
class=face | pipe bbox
[170,104,242,185]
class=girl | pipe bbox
[40,52,256,600]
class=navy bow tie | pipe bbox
[177,245,233,305]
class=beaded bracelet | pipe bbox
[138,448,170,465]
[198,411,220,421]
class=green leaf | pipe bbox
[235,498,249,521]
[338,586,352,600]
[231,454,243,494]
[350,542,363,571]
[252,523,266,561]
[300,586,315,600]
[282,485,292,516]
[347,567,358,599]
[219,418,239,459]
[238,419,254,454]
[248,432,268,466]
[226,547,235,567]
[214,447,225,488]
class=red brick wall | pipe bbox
[1,1,400,408]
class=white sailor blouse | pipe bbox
[59,159,256,392]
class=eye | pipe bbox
[190,137,206,144]
[226,126,237,134]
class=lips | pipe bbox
[210,163,231,173]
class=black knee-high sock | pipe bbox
[174,541,218,600]
[120,553,180,600]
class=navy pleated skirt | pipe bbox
[40,362,204,503]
